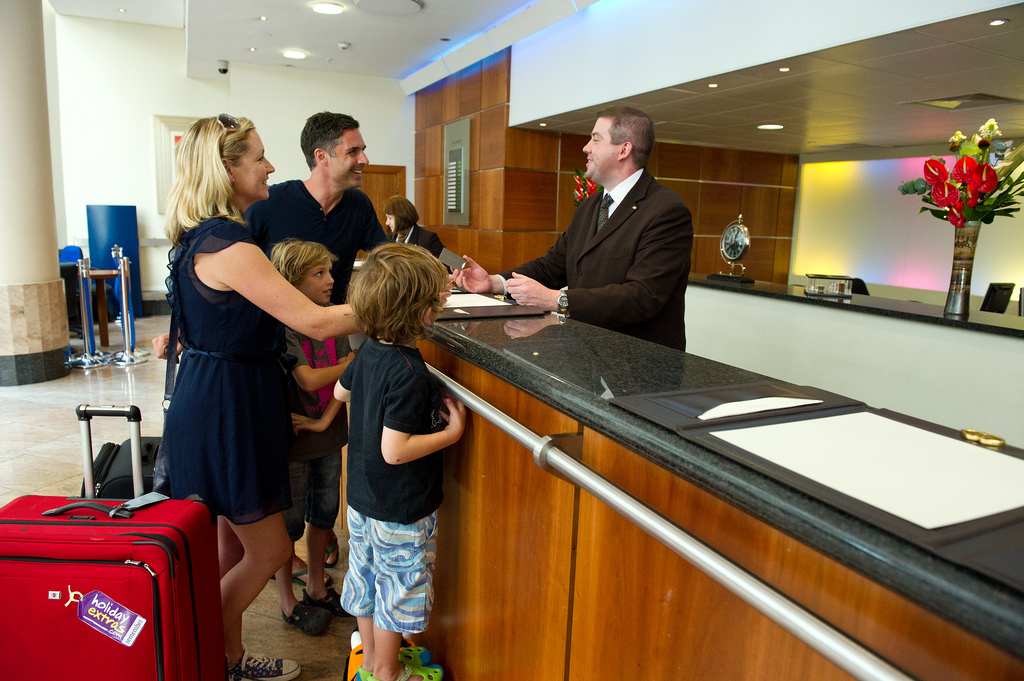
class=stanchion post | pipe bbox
[68,257,108,368]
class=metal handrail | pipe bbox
[428,364,915,681]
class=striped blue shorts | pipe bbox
[340,506,438,634]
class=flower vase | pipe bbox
[943,220,982,317]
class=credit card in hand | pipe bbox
[439,248,467,270]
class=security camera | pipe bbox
[217,60,229,75]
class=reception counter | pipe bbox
[417,312,1024,681]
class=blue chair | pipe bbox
[59,245,83,263]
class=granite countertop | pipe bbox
[427,314,1024,660]
[689,275,1024,339]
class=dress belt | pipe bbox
[183,347,280,365]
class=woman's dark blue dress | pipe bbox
[163,219,292,525]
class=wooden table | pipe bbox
[88,269,118,347]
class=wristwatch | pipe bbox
[557,291,569,317]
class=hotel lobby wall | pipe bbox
[415,50,799,282]
[793,155,1024,304]
[42,13,414,295]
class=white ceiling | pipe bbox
[48,0,1024,156]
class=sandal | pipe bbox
[346,639,428,681]
[282,603,332,636]
[367,664,443,681]
[302,586,354,617]
[325,532,340,567]
[291,568,332,588]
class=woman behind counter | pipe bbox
[384,194,445,259]
[162,114,360,681]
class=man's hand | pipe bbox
[505,273,559,310]
[453,255,499,294]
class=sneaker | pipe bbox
[228,648,301,681]
[302,586,354,618]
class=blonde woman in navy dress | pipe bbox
[163,115,360,681]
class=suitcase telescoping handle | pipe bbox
[77,404,144,500]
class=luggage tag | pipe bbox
[68,588,148,647]
[115,491,169,513]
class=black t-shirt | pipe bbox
[340,339,445,524]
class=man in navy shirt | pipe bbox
[249,112,388,304]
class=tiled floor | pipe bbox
[0,315,357,680]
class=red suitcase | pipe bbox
[0,405,224,681]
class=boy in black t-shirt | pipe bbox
[336,243,465,681]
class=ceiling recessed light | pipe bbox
[260,16,267,21]
[440,37,451,42]
[758,124,784,130]
[778,67,790,72]
[313,3,344,14]
[988,18,1008,26]
[708,83,718,88]
[283,50,307,60]
[118,7,126,12]
[539,123,547,127]
[249,47,257,52]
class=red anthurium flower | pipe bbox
[951,156,977,183]
[932,181,961,208]
[971,164,998,193]
[923,159,948,186]
[948,203,966,227]
[963,183,979,208]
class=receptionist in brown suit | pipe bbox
[455,106,693,351]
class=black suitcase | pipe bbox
[77,405,161,499]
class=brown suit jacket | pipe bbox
[501,170,693,351]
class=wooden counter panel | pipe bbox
[420,346,579,680]
[572,429,1024,681]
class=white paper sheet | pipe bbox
[698,397,822,421]
[444,293,512,309]
[710,412,1024,529]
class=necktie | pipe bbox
[596,193,614,232]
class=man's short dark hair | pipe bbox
[595,106,655,170]
[300,112,360,170]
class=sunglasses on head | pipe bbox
[216,113,240,136]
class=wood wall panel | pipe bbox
[777,187,797,238]
[458,64,482,118]
[558,133,590,173]
[468,112,482,172]
[742,237,778,282]
[694,234,724,275]
[478,105,508,170]
[415,81,443,131]
[659,178,700,221]
[502,170,557,232]
[702,146,744,183]
[480,49,511,109]
[556,173,580,232]
[416,348,578,681]
[473,229,505,284]
[774,237,793,284]
[441,73,460,124]
[472,169,504,232]
[571,430,1024,681]
[421,125,443,178]
[656,141,703,180]
[698,183,743,236]
[502,231,559,272]
[741,149,784,185]
[741,186,781,238]
[505,127,559,171]
[418,175,443,226]
[782,154,800,186]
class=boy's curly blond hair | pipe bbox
[348,243,448,345]
[269,238,338,285]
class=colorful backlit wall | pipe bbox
[793,156,1024,300]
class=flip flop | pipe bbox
[325,535,340,567]
[291,568,332,588]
